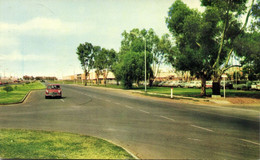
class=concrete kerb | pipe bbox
[134,90,211,102]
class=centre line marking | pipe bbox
[188,138,202,141]
[139,109,150,114]
[124,105,133,109]
[240,139,260,146]
[190,124,214,132]
[160,116,175,122]
[60,99,65,102]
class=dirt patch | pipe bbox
[226,97,260,104]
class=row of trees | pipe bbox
[76,43,117,85]
[76,0,259,96]
[76,28,173,88]
[23,76,57,81]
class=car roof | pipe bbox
[47,84,60,86]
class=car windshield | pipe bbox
[47,85,60,89]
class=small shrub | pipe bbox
[14,86,18,90]
[3,85,13,93]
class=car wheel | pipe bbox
[45,96,48,99]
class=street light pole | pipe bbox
[131,31,147,92]
[144,39,147,92]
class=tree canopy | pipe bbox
[166,0,257,96]
[76,42,95,85]
[113,28,155,88]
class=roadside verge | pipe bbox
[0,82,45,105]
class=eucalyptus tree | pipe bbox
[76,42,94,86]
[166,0,256,96]
[233,0,260,80]
[117,28,156,88]
[93,46,102,85]
[93,47,117,85]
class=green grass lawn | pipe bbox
[0,129,134,159]
[77,83,260,98]
[138,87,260,98]
[0,81,46,104]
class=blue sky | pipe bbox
[0,0,203,78]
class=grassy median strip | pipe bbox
[0,129,134,159]
[0,81,46,104]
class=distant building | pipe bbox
[62,69,116,84]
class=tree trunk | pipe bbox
[200,76,206,97]
[84,70,88,86]
[149,79,153,87]
[212,77,221,95]
[103,71,108,86]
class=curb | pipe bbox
[101,138,139,159]
[19,90,32,103]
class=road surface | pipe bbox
[0,84,259,159]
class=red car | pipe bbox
[45,84,62,99]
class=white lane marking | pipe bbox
[190,124,214,132]
[139,109,150,114]
[124,105,133,109]
[240,139,260,146]
[105,99,112,103]
[160,116,175,122]
[115,102,121,105]
[188,138,202,141]
[60,99,65,102]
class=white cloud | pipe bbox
[0,50,54,62]
[0,36,20,48]
[0,17,95,36]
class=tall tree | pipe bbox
[93,47,117,85]
[233,0,260,80]
[119,28,157,87]
[166,0,256,96]
[103,49,117,85]
[153,34,175,85]
[166,0,215,96]
[93,46,102,85]
[114,51,152,88]
[201,0,256,95]
[76,42,94,86]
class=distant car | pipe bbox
[0,81,2,85]
[206,81,213,88]
[221,81,233,89]
[233,81,252,90]
[45,84,62,99]
[172,81,183,88]
[163,81,174,87]
[187,81,201,88]
[251,81,260,90]
[158,81,166,87]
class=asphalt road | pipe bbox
[0,84,259,159]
